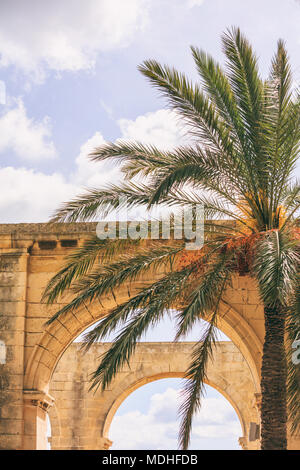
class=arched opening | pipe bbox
[46,414,51,450]
[24,299,262,395]
[108,378,243,450]
[74,314,231,343]
[47,402,61,450]
[23,296,262,450]
[45,335,257,450]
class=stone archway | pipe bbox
[22,297,263,450]
[1,223,298,450]
[24,298,263,394]
[47,402,61,449]
[48,341,260,450]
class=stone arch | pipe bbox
[2,222,299,450]
[101,373,247,441]
[48,342,259,450]
[23,281,263,450]
[24,299,262,395]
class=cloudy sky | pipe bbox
[110,380,241,450]
[0,0,300,222]
[3,0,300,450]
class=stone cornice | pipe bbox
[23,390,55,411]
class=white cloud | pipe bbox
[73,131,122,187]
[76,110,190,189]
[0,108,190,222]
[73,111,191,220]
[109,387,241,450]
[118,109,189,149]
[0,80,5,105]
[0,132,112,223]
[0,99,57,161]
[0,0,149,81]
[187,0,205,8]
[100,100,114,119]
[0,166,76,223]
[0,129,123,222]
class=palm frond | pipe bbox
[253,229,299,307]
[45,243,184,325]
[281,182,300,214]
[222,27,263,148]
[147,146,248,209]
[191,46,245,154]
[178,308,220,449]
[164,188,255,232]
[138,60,233,154]
[267,40,293,201]
[273,91,300,209]
[43,235,141,304]
[175,251,233,340]
[85,264,199,390]
[50,182,153,223]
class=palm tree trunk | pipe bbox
[261,305,287,450]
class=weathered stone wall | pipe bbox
[49,342,260,450]
[0,246,28,449]
[0,223,97,450]
[0,223,298,450]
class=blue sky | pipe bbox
[3,0,300,450]
[109,380,241,450]
[0,0,300,222]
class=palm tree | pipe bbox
[43,28,300,450]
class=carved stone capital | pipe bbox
[100,437,113,450]
[24,390,54,411]
[238,436,248,450]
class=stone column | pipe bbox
[238,436,248,450]
[247,393,262,450]
[287,433,300,450]
[99,437,113,450]
[0,248,29,450]
[23,391,54,450]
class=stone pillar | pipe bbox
[252,392,300,449]
[23,391,54,450]
[0,248,29,450]
[99,437,113,450]
[238,436,248,450]
[287,433,300,450]
[247,393,262,450]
